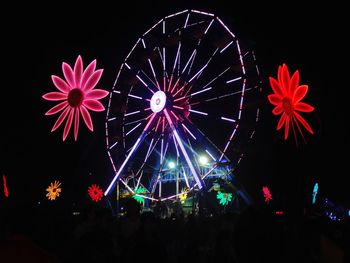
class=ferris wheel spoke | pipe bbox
[181,49,196,76]
[168,41,181,90]
[140,69,159,90]
[181,123,197,140]
[219,123,239,162]
[188,109,208,116]
[164,109,204,189]
[184,12,190,28]
[104,113,157,196]
[151,135,171,197]
[125,110,141,117]
[156,47,169,88]
[172,134,180,157]
[124,62,157,94]
[125,122,142,137]
[124,116,149,127]
[189,87,254,107]
[188,120,227,162]
[147,58,161,90]
[216,17,236,38]
[135,133,162,180]
[188,48,219,84]
[220,117,236,123]
[112,89,149,104]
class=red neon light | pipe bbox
[43,55,109,141]
[275,211,284,215]
[87,184,104,202]
[268,64,314,142]
[3,175,9,198]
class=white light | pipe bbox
[221,117,236,123]
[168,161,176,169]
[226,77,242,84]
[150,91,166,113]
[199,155,208,165]
[205,149,216,161]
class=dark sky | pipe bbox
[2,1,349,208]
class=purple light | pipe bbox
[164,110,204,189]
[104,114,156,196]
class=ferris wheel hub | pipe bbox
[150,91,167,113]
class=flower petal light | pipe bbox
[132,186,147,205]
[88,184,104,202]
[262,186,272,204]
[216,191,232,206]
[268,64,314,143]
[46,180,62,201]
[43,55,109,141]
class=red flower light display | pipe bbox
[268,64,314,142]
[88,184,103,202]
[3,175,9,198]
[43,55,109,141]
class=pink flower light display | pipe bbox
[43,55,109,141]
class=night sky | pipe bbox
[2,1,349,209]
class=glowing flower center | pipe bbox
[53,188,56,192]
[282,97,293,116]
[68,88,84,107]
[223,194,227,198]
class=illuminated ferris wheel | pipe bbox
[105,9,261,202]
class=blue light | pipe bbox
[312,182,318,204]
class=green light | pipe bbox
[216,191,232,206]
[132,186,147,205]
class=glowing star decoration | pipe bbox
[132,186,147,205]
[179,188,188,204]
[42,55,109,141]
[268,64,314,143]
[87,184,104,202]
[3,175,9,198]
[312,182,319,204]
[262,186,272,203]
[46,180,62,201]
[217,191,232,206]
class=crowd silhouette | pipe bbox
[1,198,349,263]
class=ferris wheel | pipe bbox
[104,9,261,202]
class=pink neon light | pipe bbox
[3,175,9,198]
[170,78,180,94]
[262,186,272,203]
[88,184,103,202]
[268,64,314,142]
[43,55,109,141]
[170,110,179,121]
[155,117,161,133]
[144,113,156,131]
